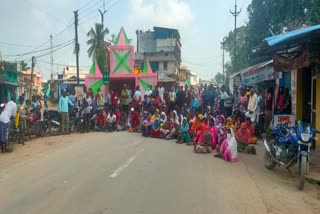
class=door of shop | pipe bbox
[311,71,317,127]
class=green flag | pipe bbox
[89,60,95,75]
[142,61,148,74]
[89,79,103,96]
[139,78,149,90]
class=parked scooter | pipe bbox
[263,121,319,190]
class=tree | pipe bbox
[21,60,30,70]
[87,23,111,73]
[222,25,251,75]
[222,0,320,77]
[215,72,224,85]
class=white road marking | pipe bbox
[109,149,144,178]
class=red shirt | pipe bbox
[111,92,119,108]
[96,114,105,126]
[278,94,285,109]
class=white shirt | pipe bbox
[134,90,142,101]
[82,97,92,114]
[220,91,228,100]
[158,87,165,97]
[107,113,117,123]
[169,92,176,102]
[146,89,152,96]
[0,101,17,123]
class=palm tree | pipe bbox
[87,23,111,73]
[21,60,30,71]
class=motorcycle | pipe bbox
[1,119,20,153]
[263,121,318,190]
[43,104,81,134]
[255,112,266,137]
[27,109,45,137]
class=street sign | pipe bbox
[103,72,110,85]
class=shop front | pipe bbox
[253,24,320,149]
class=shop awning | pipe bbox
[0,80,17,86]
[265,25,320,47]
[252,24,320,56]
[240,60,274,86]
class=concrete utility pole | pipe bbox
[30,56,36,100]
[74,10,80,85]
[50,35,53,82]
[230,0,241,74]
[222,38,225,83]
[99,0,107,27]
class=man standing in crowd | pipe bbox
[96,88,104,109]
[158,84,165,104]
[219,85,228,115]
[0,96,17,146]
[176,85,186,109]
[82,92,92,132]
[59,90,74,134]
[245,88,258,123]
[121,83,130,112]
[201,84,210,111]
[168,88,176,110]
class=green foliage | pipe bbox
[87,23,111,73]
[223,0,320,76]
[21,60,29,70]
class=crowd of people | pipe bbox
[74,82,281,162]
[0,81,290,160]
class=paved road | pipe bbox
[0,132,319,214]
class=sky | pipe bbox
[0,0,251,81]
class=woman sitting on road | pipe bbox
[236,122,256,154]
[177,117,190,144]
[117,109,128,131]
[214,128,238,162]
[95,110,106,132]
[193,123,213,154]
[141,113,153,137]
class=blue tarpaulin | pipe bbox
[265,24,320,47]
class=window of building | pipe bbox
[150,61,159,72]
[163,61,168,70]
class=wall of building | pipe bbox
[136,31,156,53]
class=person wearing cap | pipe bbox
[129,107,140,132]
[0,96,17,147]
[151,109,160,121]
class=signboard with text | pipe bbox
[103,72,110,85]
[241,64,274,85]
[273,114,296,128]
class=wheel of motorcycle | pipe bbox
[264,150,276,170]
[35,123,44,137]
[297,156,307,190]
[5,130,15,153]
